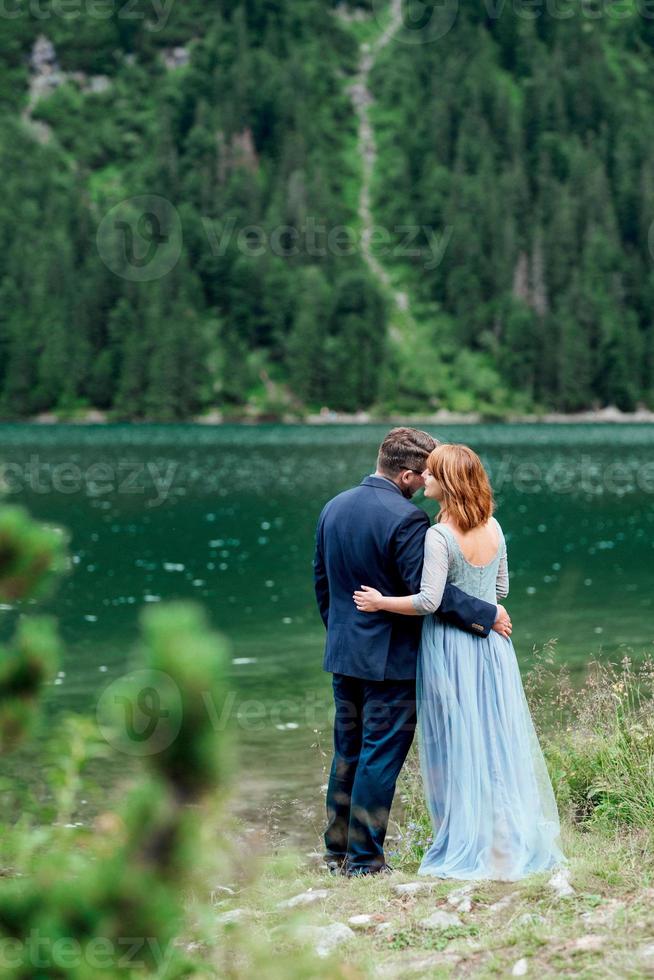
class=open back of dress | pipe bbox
[416,519,565,881]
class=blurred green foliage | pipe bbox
[0,506,68,750]
[0,504,229,976]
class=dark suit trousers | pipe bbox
[324,673,417,872]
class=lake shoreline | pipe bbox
[12,405,654,426]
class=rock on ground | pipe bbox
[488,891,520,914]
[447,883,474,913]
[516,912,545,927]
[216,909,248,925]
[298,922,356,958]
[512,958,529,976]
[392,881,436,898]
[418,909,462,930]
[548,867,576,898]
[380,952,462,976]
[572,935,606,952]
[278,888,330,910]
[347,914,377,930]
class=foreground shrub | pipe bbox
[530,651,654,828]
[0,504,354,978]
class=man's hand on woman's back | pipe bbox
[493,604,512,638]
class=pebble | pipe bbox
[446,883,474,913]
[512,958,528,976]
[348,914,377,930]
[216,909,248,925]
[298,922,356,958]
[392,881,435,898]
[380,953,462,975]
[278,889,330,910]
[488,891,519,914]
[516,912,545,927]
[418,909,462,930]
[212,885,236,898]
[573,935,605,952]
[548,867,576,899]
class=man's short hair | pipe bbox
[376,427,438,477]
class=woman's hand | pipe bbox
[353,585,384,612]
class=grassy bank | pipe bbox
[2,550,654,980]
[206,652,654,978]
[4,787,653,977]
[1,645,653,978]
[212,822,654,978]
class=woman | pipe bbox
[353,444,565,881]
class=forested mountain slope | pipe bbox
[0,0,383,419]
[370,0,654,412]
[1,0,653,418]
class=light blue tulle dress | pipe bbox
[414,520,566,881]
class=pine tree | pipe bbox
[286,266,331,405]
[324,272,386,411]
[111,298,147,419]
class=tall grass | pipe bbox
[528,646,654,828]
[394,645,654,867]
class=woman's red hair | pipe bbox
[427,444,494,532]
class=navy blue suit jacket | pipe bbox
[313,475,498,681]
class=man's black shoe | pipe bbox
[324,856,347,876]
[345,862,394,877]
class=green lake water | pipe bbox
[1,423,653,841]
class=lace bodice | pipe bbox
[411,517,508,614]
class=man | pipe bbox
[313,427,512,876]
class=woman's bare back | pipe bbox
[439,516,501,567]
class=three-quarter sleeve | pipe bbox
[496,528,509,599]
[410,527,449,615]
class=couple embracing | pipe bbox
[313,428,565,880]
